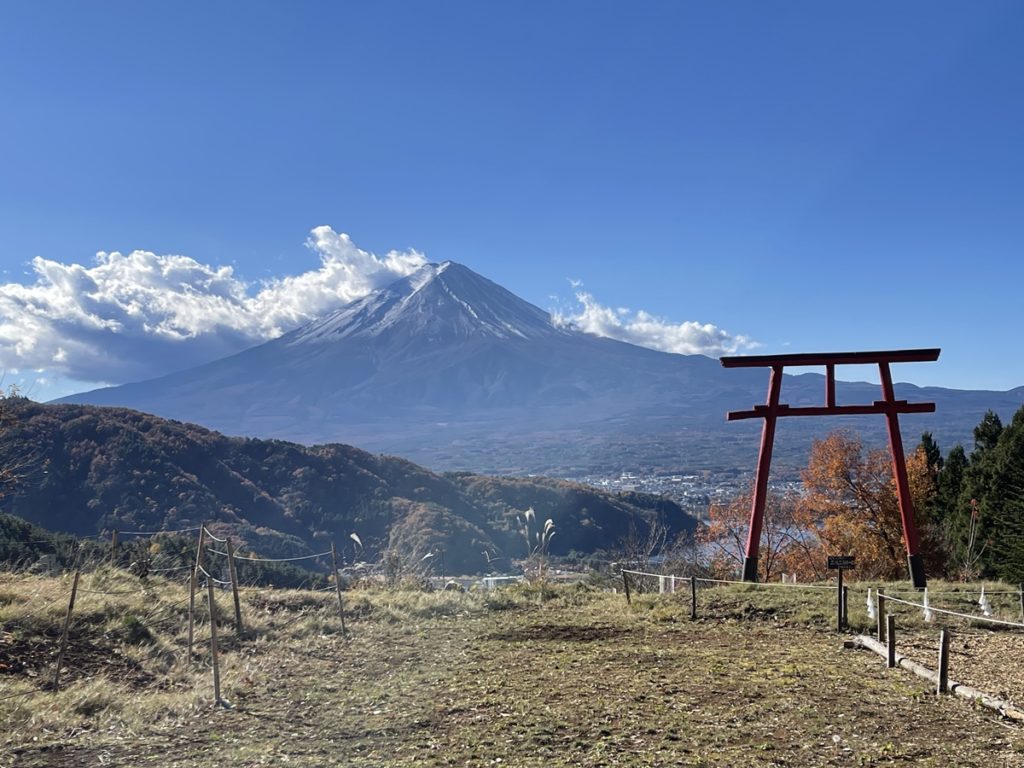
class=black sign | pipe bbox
[827,555,855,570]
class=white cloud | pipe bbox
[0,226,756,388]
[552,291,757,357]
[0,227,425,383]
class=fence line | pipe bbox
[620,569,835,590]
[1,554,348,715]
[118,527,201,536]
[205,548,331,563]
[883,594,1024,630]
[201,527,228,543]
[194,564,234,587]
[15,589,69,621]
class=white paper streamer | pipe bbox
[980,586,993,618]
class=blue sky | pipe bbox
[1,1,1022,399]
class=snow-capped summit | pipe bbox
[288,261,560,346]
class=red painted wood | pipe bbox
[744,365,783,571]
[720,348,940,368]
[723,348,939,586]
[878,362,922,556]
[727,402,935,421]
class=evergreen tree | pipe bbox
[918,432,944,530]
[973,410,1003,453]
[981,407,1024,581]
[937,445,967,514]
[920,431,943,475]
[948,410,1003,577]
[935,444,967,537]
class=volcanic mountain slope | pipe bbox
[0,399,695,573]
[60,262,1024,474]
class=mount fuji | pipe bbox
[58,262,1024,474]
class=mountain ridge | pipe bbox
[57,261,1024,474]
[0,398,695,573]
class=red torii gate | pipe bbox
[720,348,940,589]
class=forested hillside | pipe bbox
[0,398,694,573]
[926,406,1024,582]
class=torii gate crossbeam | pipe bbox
[720,348,940,589]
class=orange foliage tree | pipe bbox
[700,489,824,582]
[700,430,941,583]
[800,431,940,580]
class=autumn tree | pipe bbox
[800,431,940,580]
[700,488,823,582]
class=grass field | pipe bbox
[4,570,1024,767]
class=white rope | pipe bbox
[206,548,330,563]
[119,527,201,536]
[201,527,228,543]
[695,576,835,590]
[622,568,678,580]
[907,589,1020,597]
[194,564,232,586]
[621,570,835,590]
[884,594,1024,629]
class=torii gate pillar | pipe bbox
[720,349,940,589]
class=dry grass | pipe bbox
[4,572,1024,766]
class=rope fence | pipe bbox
[201,527,228,543]
[618,567,1024,641]
[883,594,1024,630]
[621,568,836,590]
[2,521,359,717]
[119,527,202,536]
[205,548,331,563]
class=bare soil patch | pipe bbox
[1,628,153,691]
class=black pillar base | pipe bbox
[742,555,759,583]
[908,553,927,589]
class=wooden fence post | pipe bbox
[836,568,844,632]
[622,570,631,604]
[226,537,243,634]
[331,542,347,635]
[690,576,697,620]
[111,529,119,565]
[187,525,205,659]
[876,588,886,642]
[52,570,80,692]
[1018,583,1023,623]
[886,614,896,669]
[206,575,223,706]
[937,627,950,694]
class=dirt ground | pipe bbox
[6,590,1024,768]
